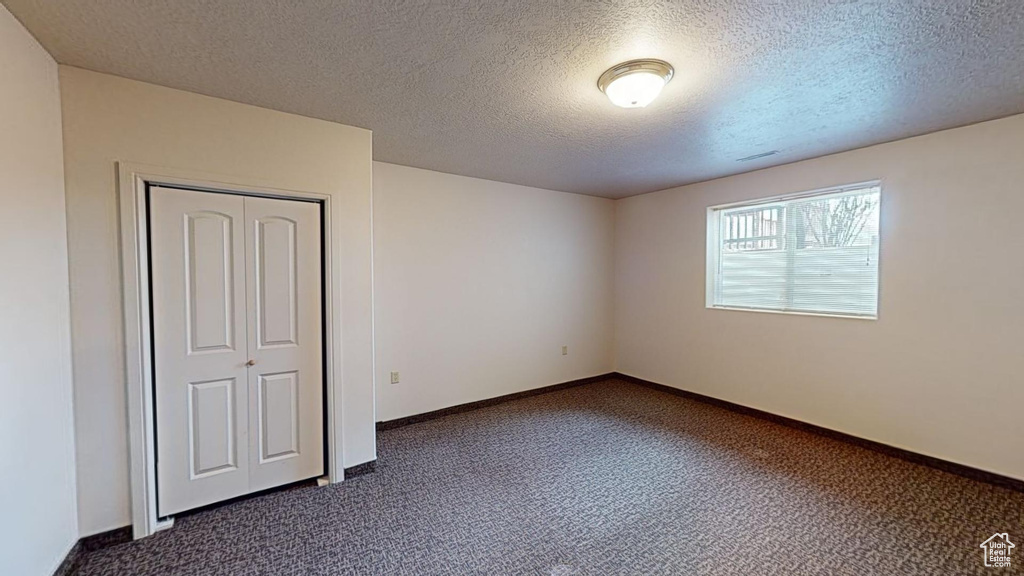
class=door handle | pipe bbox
[246,359,256,367]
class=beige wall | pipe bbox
[615,113,1024,481]
[0,6,78,574]
[59,67,375,536]
[373,163,615,421]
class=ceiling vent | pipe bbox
[736,150,780,162]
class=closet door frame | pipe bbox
[117,162,341,540]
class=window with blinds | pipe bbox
[707,183,881,318]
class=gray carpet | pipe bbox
[74,379,1024,575]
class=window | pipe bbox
[707,183,881,318]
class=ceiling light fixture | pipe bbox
[598,59,674,108]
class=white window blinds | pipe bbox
[708,184,881,318]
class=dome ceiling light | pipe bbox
[598,59,674,108]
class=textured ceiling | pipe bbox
[6,0,1024,198]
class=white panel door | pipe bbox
[151,187,323,516]
[151,186,249,516]
[244,196,324,491]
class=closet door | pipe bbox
[151,186,249,516]
[243,196,324,491]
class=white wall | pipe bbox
[373,163,615,422]
[0,6,79,574]
[615,114,1024,481]
[11,32,1016,553]
[59,67,376,536]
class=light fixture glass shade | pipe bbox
[598,59,674,109]
[604,72,667,108]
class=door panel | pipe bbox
[188,377,238,477]
[244,196,324,491]
[185,212,236,354]
[257,371,299,463]
[151,187,249,516]
[254,216,299,349]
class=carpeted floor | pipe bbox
[73,378,1023,575]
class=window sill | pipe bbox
[707,305,877,321]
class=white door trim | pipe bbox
[117,162,343,539]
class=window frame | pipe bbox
[705,180,882,320]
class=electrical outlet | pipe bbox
[561,345,568,356]
[390,371,400,384]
